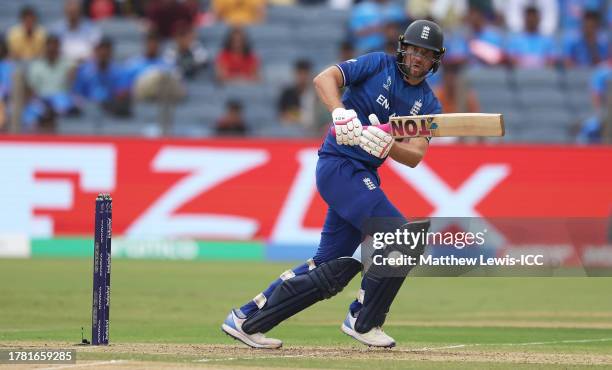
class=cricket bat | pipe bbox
[332,113,504,138]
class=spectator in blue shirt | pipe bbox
[577,58,611,143]
[558,0,607,34]
[383,21,401,56]
[563,10,608,67]
[124,32,184,102]
[0,40,14,130]
[73,37,131,117]
[444,5,505,66]
[591,59,611,111]
[0,40,14,102]
[124,32,172,86]
[506,6,558,68]
[349,0,405,53]
[577,115,603,143]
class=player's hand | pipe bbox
[332,108,362,146]
[359,114,393,158]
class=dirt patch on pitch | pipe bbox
[388,319,612,329]
[447,311,612,320]
[5,360,290,370]
[2,341,612,367]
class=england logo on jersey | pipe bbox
[363,178,376,190]
[410,99,423,115]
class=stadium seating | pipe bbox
[3,3,601,143]
[467,65,593,143]
[165,5,347,136]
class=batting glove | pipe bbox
[332,108,362,146]
[359,114,393,159]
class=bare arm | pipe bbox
[313,66,345,112]
[389,137,429,168]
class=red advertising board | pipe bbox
[1,135,611,243]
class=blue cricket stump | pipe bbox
[92,193,112,345]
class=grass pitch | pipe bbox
[1,259,611,369]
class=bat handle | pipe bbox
[329,122,391,136]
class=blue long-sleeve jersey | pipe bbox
[319,52,442,168]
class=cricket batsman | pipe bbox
[222,19,445,348]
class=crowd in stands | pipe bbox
[347,0,611,142]
[0,0,609,143]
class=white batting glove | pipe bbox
[332,108,362,146]
[359,114,393,159]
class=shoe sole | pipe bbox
[221,323,282,349]
[341,323,396,348]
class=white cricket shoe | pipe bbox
[221,309,282,349]
[341,310,396,348]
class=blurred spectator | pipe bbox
[119,0,147,17]
[212,0,265,26]
[215,27,260,82]
[383,22,401,55]
[563,10,609,68]
[146,0,198,39]
[216,99,247,135]
[501,0,559,36]
[591,58,611,111]
[24,35,77,132]
[558,0,607,33]
[278,59,316,129]
[73,38,131,117]
[404,0,433,21]
[164,25,209,79]
[0,40,13,99]
[445,5,505,65]
[0,103,5,132]
[89,0,146,16]
[506,6,558,68]
[53,0,102,62]
[0,40,14,130]
[349,0,405,53]
[7,6,47,61]
[83,0,119,20]
[407,0,464,30]
[434,62,480,113]
[606,74,612,144]
[577,115,603,143]
[124,32,185,102]
[576,58,611,143]
[339,40,355,61]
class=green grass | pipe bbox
[1,259,611,368]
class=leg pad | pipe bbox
[242,257,361,334]
[355,219,430,333]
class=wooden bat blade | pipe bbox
[388,113,504,138]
